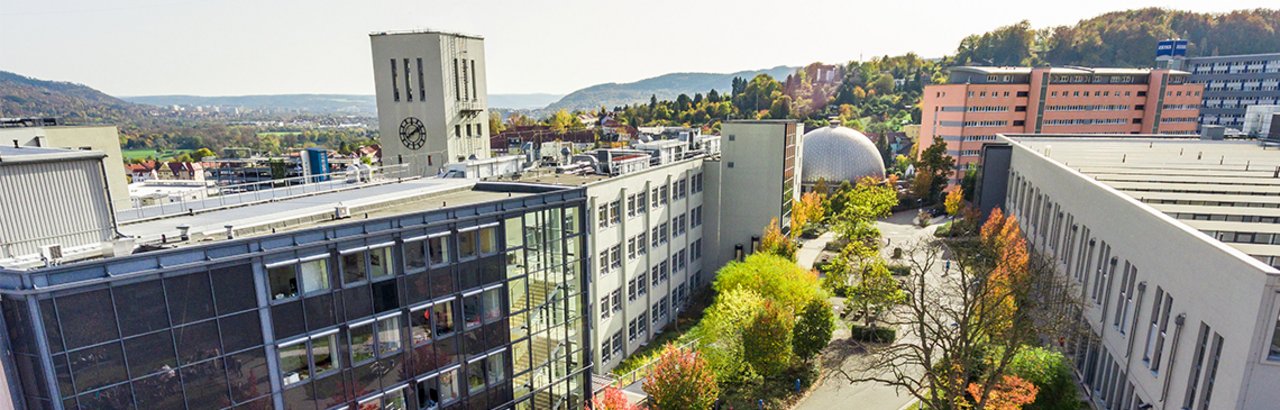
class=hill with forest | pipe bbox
[953,8,1280,67]
[545,66,798,112]
[0,70,149,125]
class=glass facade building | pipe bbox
[0,185,590,410]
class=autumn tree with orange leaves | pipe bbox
[643,343,719,410]
[838,207,1082,410]
[588,385,643,410]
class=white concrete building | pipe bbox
[977,135,1280,410]
[371,30,490,177]
[703,120,802,269]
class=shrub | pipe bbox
[713,253,821,313]
[850,324,896,343]
[887,263,911,276]
[1006,347,1082,410]
[742,302,794,376]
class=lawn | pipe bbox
[122,148,192,161]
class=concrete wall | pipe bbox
[999,138,1280,409]
[706,120,799,270]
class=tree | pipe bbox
[916,136,955,202]
[945,189,964,217]
[548,109,580,133]
[489,112,507,134]
[1006,346,1080,410]
[192,147,216,160]
[713,253,821,312]
[838,209,1082,410]
[830,177,897,243]
[695,288,766,381]
[757,218,796,260]
[643,343,719,410]
[791,191,826,237]
[741,302,794,377]
[792,298,835,363]
[848,260,906,329]
[589,385,641,410]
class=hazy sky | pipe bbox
[0,0,1274,97]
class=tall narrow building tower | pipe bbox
[371,30,490,176]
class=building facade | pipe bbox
[919,67,1203,181]
[1183,53,1280,131]
[0,172,592,410]
[371,30,490,177]
[977,135,1280,410]
[704,120,801,268]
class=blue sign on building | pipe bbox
[1156,39,1188,57]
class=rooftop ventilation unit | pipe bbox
[39,244,63,264]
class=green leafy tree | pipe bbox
[757,218,796,260]
[849,261,906,329]
[548,109,580,133]
[741,302,794,376]
[643,343,719,410]
[1005,347,1080,410]
[917,136,956,202]
[792,298,835,363]
[695,288,766,381]
[713,253,821,312]
[191,147,216,160]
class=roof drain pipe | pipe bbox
[1159,313,1186,409]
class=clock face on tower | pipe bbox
[399,117,426,150]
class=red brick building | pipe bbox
[918,66,1204,182]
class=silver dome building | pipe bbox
[800,123,886,192]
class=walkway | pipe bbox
[794,210,944,410]
[797,231,837,270]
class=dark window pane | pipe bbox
[1,299,39,356]
[68,341,126,393]
[14,353,51,399]
[52,354,72,399]
[411,344,441,376]
[459,262,481,291]
[406,272,431,305]
[167,272,216,325]
[282,383,317,410]
[133,371,185,409]
[343,286,373,321]
[349,362,381,400]
[481,257,503,285]
[429,267,455,299]
[113,280,169,338]
[182,359,231,410]
[75,382,132,410]
[435,336,460,368]
[56,289,118,349]
[311,372,347,408]
[464,328,483,357]
[211,264,257,315]
[231,395,273,410]
[175,321,221,365]
[39,299,63,354]
[379,356,406,390]
[303,294,336,331]
[372,280,400,313]
[271,301,306,341]
[123,330,177,378]
[342,252,368,285]
[267,265,298,302]
[351,323,375,364]
[226,348,269,404]
[220,312,263,353]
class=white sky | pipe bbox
[0,0,1274,96]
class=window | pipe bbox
[610,245,622,269]
[609,201,621,225]
[598,204,609,229]
[651,266,661,287]
[638,273,647,295]
[268,264,299,301]
[479,226,498,255]
[269,256,331,301]
[627,237,637,260]
[1184,323,1211,409]
[343,251,369,284]
[628,279,637,302]
[601,340,613,362]
[1145,288,1174,372]
[486,352,505,385]
[638,233,648,254]
[439,367,461,404]
[638,191,648,213]
[370,246,394,279]
[428,235,451,266]
[467,360,485,394]
[411,304,433,345]
[483,287,502,322]
[278,331,340,386]
[463,293,482,329]
[406,240,428,271]
[433,300,456,337]
[600,296,611,320]
[1199,334,1224,410]
[390,59,400,101]
[651,227,660,248]
[627,194,637,218]
[351,322,376,364]
[660,185,669,205]
[611,289,622,312]
[351,314,404,365]
[599,250,611,274]
[458,229,478,259]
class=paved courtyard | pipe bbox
[794,210,945,410]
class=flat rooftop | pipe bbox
[1007,135,1280,265]
[118,178,534,248]
[952,66,1189,76]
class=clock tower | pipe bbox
[370,30,490,177]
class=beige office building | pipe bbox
[978,135,1280,410]
[371,30,490,176]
